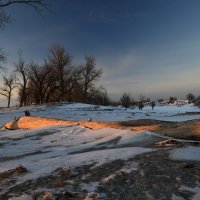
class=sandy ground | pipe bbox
[4,116,200,140]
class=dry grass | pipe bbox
[154,120,200,139]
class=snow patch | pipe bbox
[170,146,200,161]
[8,194,32,200]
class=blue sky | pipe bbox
[1,0,200,100]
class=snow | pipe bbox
[173,186,200,200]
[0,103,200,127]
[2,123,158,197]
[0,125,157,183]
[0,102,199,182]
[119,162,139,173]
[170,146,200,161]
[0,102,200,198]
[8,194,32,200]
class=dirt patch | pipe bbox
[1,148,200,200]
[154,120,200,140]
[153,139,184,147]
[97,150,200,199]
[0,169,15,181]
[119,119,200,140]
[79,120,160,132]
[0,165,29,193]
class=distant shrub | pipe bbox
[15,165,28,174]
[130,99,137,108]
[88,87,110,106]
[168,96,177,104]
[138,101,144,110]
[120,93,131,108]
[151,101,156,110]
[110,101,121,107]
[157,98,164,103]
[194,96,200,107]
[186,93,195,104]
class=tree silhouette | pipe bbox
[14,51,29,106]
[186,93,195,104]
[81,56,102,102]
[48,43,72,101]
[120,93,131,108]
[0,74,17,108]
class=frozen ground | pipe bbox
[0,103,200,127]
[0,103,200,199]
[0,126,157,179]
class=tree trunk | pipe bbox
[7,95,11,108]
[20,88,25,107]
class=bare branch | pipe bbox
[0,48,5,61]
[0,0,48,15]
[0,0,48,27]
[0,48,6,71]
[0,9,9,27]
[0,0,45,9]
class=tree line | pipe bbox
[0,44,110,108]
[0,1,110,108]
[119,92,200,110]
[1,53,200,108]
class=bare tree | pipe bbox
[65,67,82,102]
[48,43,72,101]
[138,95,145,110]
[138,101,144,110]
[81,56,102,102]
[0,74,16,108]
[27,62,51,104]
[186,93,195,104]
[194,96,200,107]
[87,86,110,106]
[14,51,29,106]
[151,101,156,110]
[120,92,131,108]
[0,48,6,71]
[0,48,5,61]
[0,8,9,27]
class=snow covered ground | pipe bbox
[0,125,159,181]
[0,103,200,199]
[170,146,200,161]
[0,103,200,127]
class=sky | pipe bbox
[1,0,200,101]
